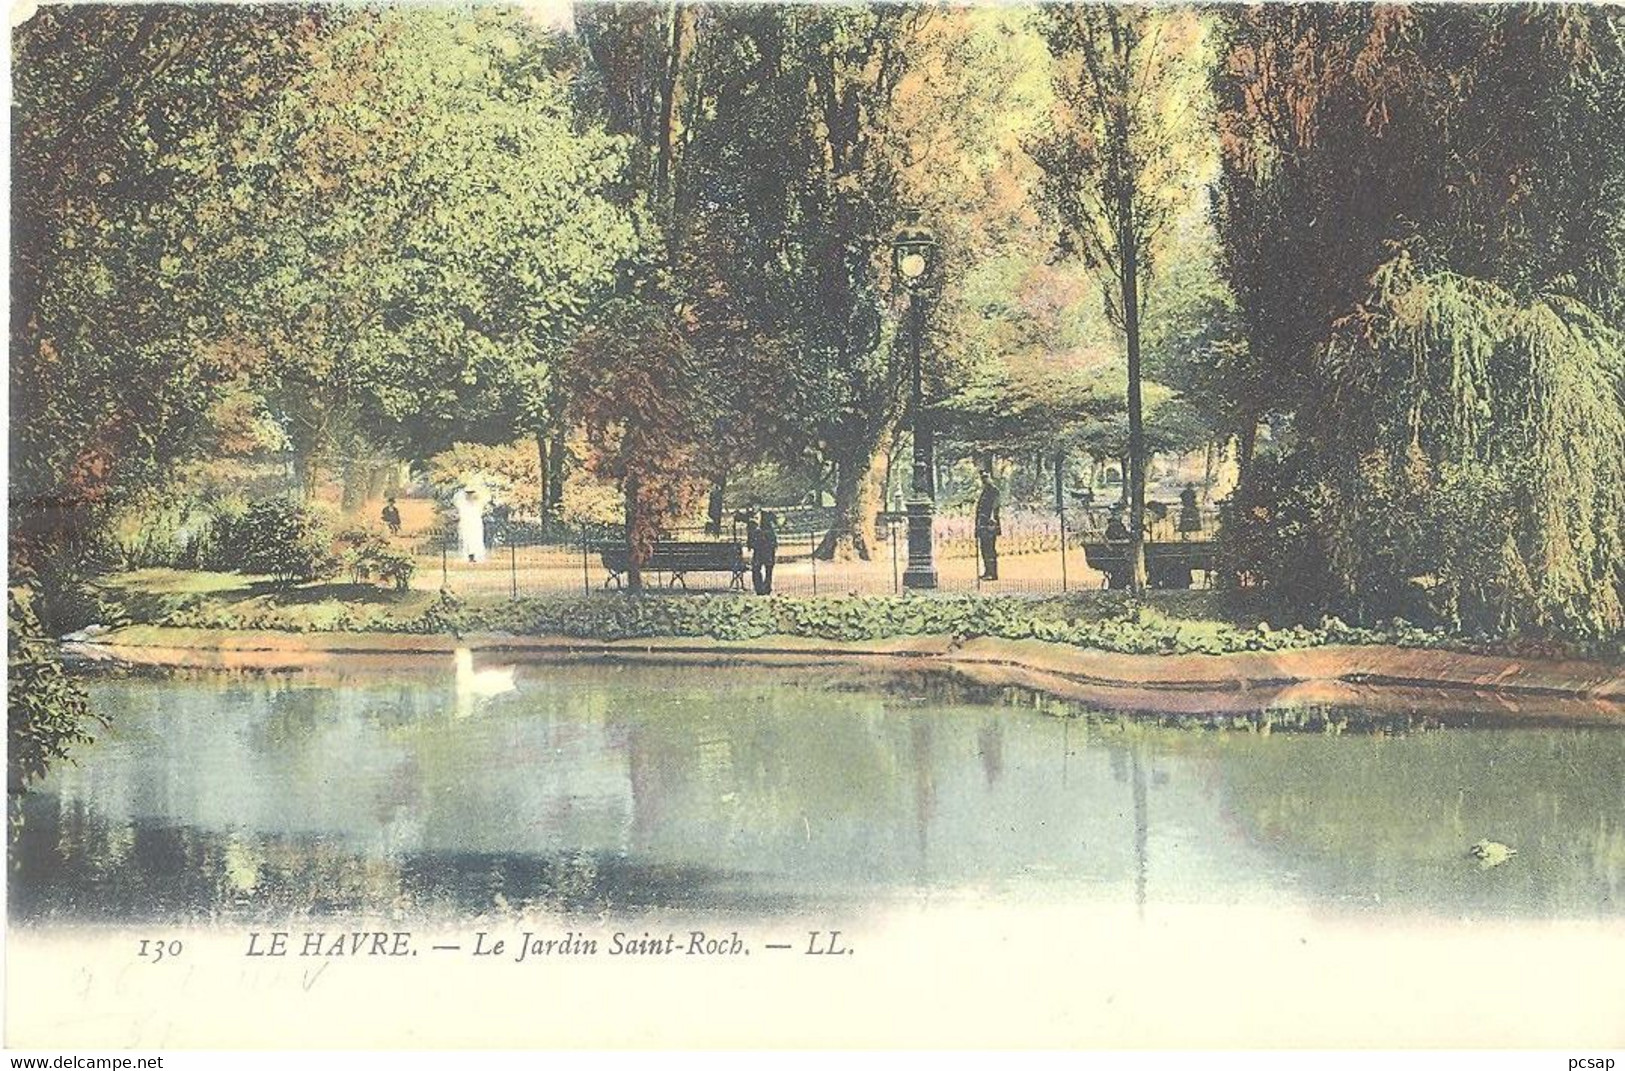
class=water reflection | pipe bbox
[9,660,1624,924]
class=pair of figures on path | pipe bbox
[1104,483,1203,543]
[741,510,778,595]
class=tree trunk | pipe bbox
[1237,411,1260,486]
[547,425,566,516]
[816,433,887,561]
[1054,451,1066,514]
[340,460,366,514]
[366,463,390,503]
[537,431,551,529]
[624,472,644,593]
[706,473,726,535]
[296,452,321,504]
[655,3,690,263]
[1120,184,1148,594]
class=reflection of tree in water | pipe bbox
[23,666,1620,924]
[977,719,1005,788]
[255,687,323,750]
[1105,743,1151,918]
[1131,748,1148,919]
[10,794,812,922]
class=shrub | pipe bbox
[215,499,339,584]
[1215,453,1340,624]
[21,558,128,635]
[337,526,417,591]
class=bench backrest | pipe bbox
[597,541,746,570]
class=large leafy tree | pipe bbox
[577,6,1083,558]
[10,4,318,564]
[1031,5,1214,591]
[576,5,813,537]
[578,4,926,561]
[1213,5,1625,638]
[220,7,641,495]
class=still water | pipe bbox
[10,658,1624,924]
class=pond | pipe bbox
[10,657,1624,925]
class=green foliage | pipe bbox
[425,441,541,517]
[221,7,643,469]
[10,6,317,559]
[586,4,943,559]
[1212,5,1625,641]
[214,500,339,585]
[12,557,131,637]
[1031,6,1214,329]
[7,587,98,792]
[1313,252,1625,637]
[1216,453,1339,621]
[335,527,415,591]
[148,587,1469,658]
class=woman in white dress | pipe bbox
[451,486,488,563]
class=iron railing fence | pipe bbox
[415,503,1221,598]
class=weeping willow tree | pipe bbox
[1212,4,1625,642]
[1312,248,1625,639]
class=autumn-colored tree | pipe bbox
[564,300,712,592]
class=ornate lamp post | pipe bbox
[893,208,938,590]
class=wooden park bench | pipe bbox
[597,540,748,591]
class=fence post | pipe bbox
[1059,507,1069,594]
[580,523,590,595]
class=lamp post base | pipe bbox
[902,498,937,590]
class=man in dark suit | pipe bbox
[975,469,1001,582]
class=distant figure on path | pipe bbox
[452,486,488,563]
[975,469,1001,582]
[1178,484,1202,540]
[750,511,778,595]
[381,496,402,536]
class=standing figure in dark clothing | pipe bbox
[975,469,1001,581]
[1105,505,1130,542]
[381,496,402,536]
[751,511,778,595]
[1177,483,1202,540]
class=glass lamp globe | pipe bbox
[898,251,927,279]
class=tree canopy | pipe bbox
[10,2,1622,642]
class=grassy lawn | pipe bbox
[95,568,439,629]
